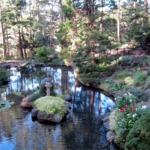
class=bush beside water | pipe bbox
[0,67,9,85]
[125,111,150,150]
[109,93,150,149]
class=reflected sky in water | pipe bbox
[0,66,116,150]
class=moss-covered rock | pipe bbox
[32,96,70,123]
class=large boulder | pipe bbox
[21,97,32,108]
[31,96,70,123]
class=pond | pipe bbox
[0,66,117,150]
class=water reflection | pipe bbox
[0,66,116,150]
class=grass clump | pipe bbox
[34,96,67,116]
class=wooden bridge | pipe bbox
[0,60,30,68]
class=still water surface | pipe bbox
[0,66,116,150]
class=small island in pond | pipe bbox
[31,96,70,123]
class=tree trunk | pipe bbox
[24,48,27,58]
[144,0,148,24]
[144,0,148,13]
[18,28,24,59]
[6,28,10,57]
[117,0,121,43]
[1,21,7,59]
[99,0,103,31]
[133,0,137,10]
[90,40,95,64]
[59,0,63,22]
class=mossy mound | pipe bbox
[32,96,70,123]
[34,96,68,115]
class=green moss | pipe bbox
[34,96,67,117]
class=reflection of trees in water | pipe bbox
[0,110,14,141]
[20,67,45,90]
[64,87,108,149]
[0,105,67,150]
[67,85,115,149]
[7,67,46,95]
[61,68,68,94]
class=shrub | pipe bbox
[110,92,150,148]
[129,88,149,102]
[62,5,73,18]
[125,111,150,150]
[77,63,101,86]
[145,76,150,89]
[111,94,142,147]
[111,93,138,146]
[109,83,125,92]
[113,111,140,147]
[114,71,132,80]
[109,107,140,147]
[147,68,150,76]
[119,56,150,67]
[133,71,146,86]
[0,67,9,85]
[35,46,55,62]
[116,93,136,109]
[119,56,133,67]
[109,108,120,131]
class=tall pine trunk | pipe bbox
[117,0,121,43]
[1,21,7,59]
[18,28,24,59]
[99,0,103,31]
